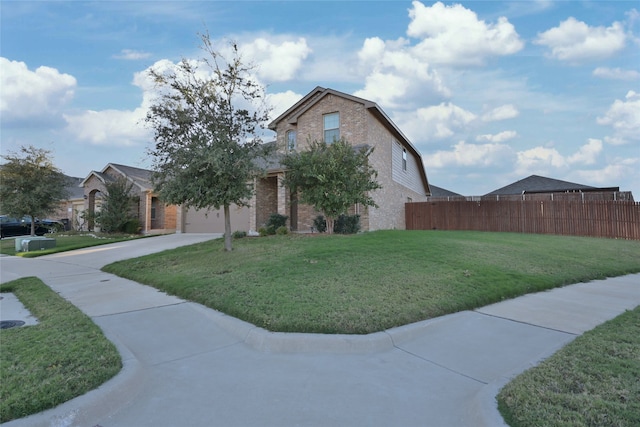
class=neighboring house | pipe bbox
[52,176,85,230]
[247,86,431,232]
[483,175,632,201]
[79,163,177,234]
[426,184,465,201]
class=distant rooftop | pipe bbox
[484,175,616,196]
[428,185,463,198]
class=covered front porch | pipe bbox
[249,173,312,233]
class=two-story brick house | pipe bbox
[248,86,431,233]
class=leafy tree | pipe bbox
[95,178,139,234]
[282,138,381,234]
[145,33,271,251]
[0,145,69,236]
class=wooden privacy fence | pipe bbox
[405,200,640,240]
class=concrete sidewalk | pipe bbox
[1,234,638,427]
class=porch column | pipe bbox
[144,192,152,233]
[249,178,257,233]
[277,174,287,216]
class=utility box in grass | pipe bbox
[20,238,56,252]
[15,236,50,252]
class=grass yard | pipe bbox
[0,277,121,423]
[498,306,640,427]
[103,230,640,334]
[0,232,152,257]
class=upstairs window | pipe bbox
[402,148,407,171]
[323,112,340,143]
[287,130,297,151]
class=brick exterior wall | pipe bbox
[365,113,428,230]
[255,176,279,228]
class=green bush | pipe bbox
[94,178,139,234]
[265,213,288,234]
[313,215,327,233]
[232,230,247,239]
[275,226,289,235]
[122,219,141,234]
[334,214,360,234]
[258,227,269,237]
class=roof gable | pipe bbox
[80,163,154,192]
[106,164,153,191]
[268,87,378,130]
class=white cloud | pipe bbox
[481,104,519,122]
[113,49,152,60]
[0,57,76,123]
[64,54,284,147]
[63,108,150,146]
[593,67,640,80]
[407,1,524,66]
[63,61,172,146]
[266,90,303,121]
[515,139,604,176]
[354,72,410,108]
[358,36,387,65]
[353,36,449,107]
[476,130,517,143]
[352,1,523,108]
[396,102,477,142]
[516,146,567,175]
[567,138,603,165]
[597,90,640,144]
[573,157,639,188]
[427,140,514,168]
[240,37,311,82]
[535,17,626,62]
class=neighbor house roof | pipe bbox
[484,175,618,196]
[65,176,85,200]
[268,86,431,196]
[79,163,154,192]
[428,185,463,198]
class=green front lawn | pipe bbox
[102,230,640,334]
[498,306,640,427]
[0,232,152,257]
[0,277,121,423]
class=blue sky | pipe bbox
[2,0,639,197]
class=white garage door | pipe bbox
[183,205,250,233]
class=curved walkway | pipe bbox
[1,233,638,427]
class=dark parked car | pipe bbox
[0,216,62,238]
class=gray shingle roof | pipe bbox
[428,185,463,197]
[485,175,597,196]
[108,164,153,190]
[65,176,85,199]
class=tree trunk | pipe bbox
[326,216,334,235]
[223,204,232,251]
[30,218,36,236]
